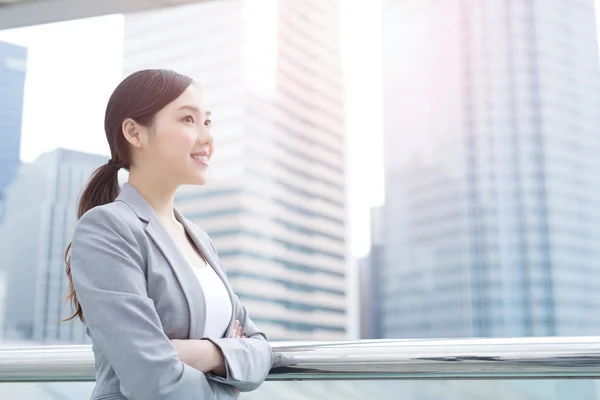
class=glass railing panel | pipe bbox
[241,380,600,400]
[0,382,94,399]
[1,380,599,399]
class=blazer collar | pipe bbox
[115,182,156,223]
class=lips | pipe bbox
[191,149,210,166]
[191,154,209,163]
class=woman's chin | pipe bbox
[188,174,208,186]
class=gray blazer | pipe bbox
[70,183,274,400]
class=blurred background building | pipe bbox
[0,149,106,343]
[372,0,600,339]
[359,206,383,339]
[0,41,27,221]
[0,271,6,341]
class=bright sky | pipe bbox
[0,1,384,257]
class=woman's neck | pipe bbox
[127,170,178,223]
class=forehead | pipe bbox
[168,85,206,112]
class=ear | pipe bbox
[121,118,145,149]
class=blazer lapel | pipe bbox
[145,220,207,338]
[115,183,206,339]
[176,210,236,332]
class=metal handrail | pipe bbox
[2,337,600,382]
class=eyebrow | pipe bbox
[178,105,211,117]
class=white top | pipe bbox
[190,264,233,338]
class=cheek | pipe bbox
[155,127,196,157]
[171,128,196,149]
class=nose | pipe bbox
[196,124,214,155]
[197,124,214,147]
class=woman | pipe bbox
[63,69,274,400]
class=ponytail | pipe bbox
[63,161,121,322]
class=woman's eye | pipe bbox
[183,115,195,123]
[204,119,212,128]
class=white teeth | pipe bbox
[192,155,209,163]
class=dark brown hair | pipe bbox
[64,69,194,322]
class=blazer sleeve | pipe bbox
[203,237,275,392]
[70,206,237,400]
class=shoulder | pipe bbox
[79,201,141,228]
[74,201,143,243]
[71,202,146,268]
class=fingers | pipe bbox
[231,320,240,338]
[231,320,244,338]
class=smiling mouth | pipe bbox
[191,154,209,165]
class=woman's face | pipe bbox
[133,85,214,187]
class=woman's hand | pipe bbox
[232,319,245,339]
[231,320,244,398]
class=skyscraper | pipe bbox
[359,206,383,339]
[0,149,107,343]
[123,0,347,340]
[0,41,27,220]
[379,0,600,338]
[0,271,6,341]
